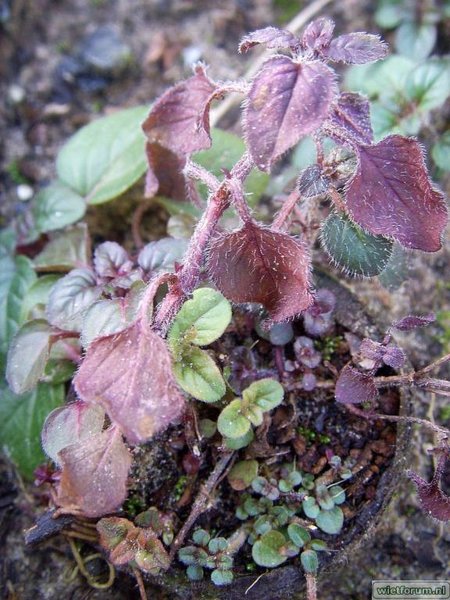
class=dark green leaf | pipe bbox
[315,506,344,534]
[242,378,284,411]
[432,131,450,171]
[20,275,61,321]
[252,530,287,568]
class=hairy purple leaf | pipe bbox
[392,313,436,331]
[239,27,299,53]
[408,451,450,522]
[145,143,186,200]
[325,33,388,64]
[42,401,105,465]
[359,338,406,369]
[301,17,335,53]
[142,66,216,156]
[294,336,321,368]
[56,426,131,518]
[94,242,132,279]
[335,364,377,404]
[298,165,329,198]
[345,136,448,251]
[74,321,185,444]
[244,56,337,171]
[208,223,313,323]
[383,346,406,369]
[330,92,373,146]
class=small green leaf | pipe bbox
[395,22,436,61]
[315,506,344,535]
[242,378,284,411]
[432,131,450,171]
[33,224,90,272]
[300,549,319,573]
[329,485,346,505]
[178,546,208,566]
[169,288,232,350]
[211,569,233,586]
[6,319,52,393]
[20,275,61,322]
[217,399,251,438]
[404,60,450,112]
[46,268,101,332]
[227,459,259,491]
[186,565,204,581]
[32,181,86,232]
[287,523,311,548]
[302,497,320,519]
[223,428,254,450]
[243,403,263,427]
[172,346,226,402]
[321,212,393,277]
[310,539,327,551]
[208,537,228,554]
[192,529,210,546]
[252,530,287,568]
[56,105,149,205]
[0,381,64,479]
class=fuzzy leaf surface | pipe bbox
[56,427,131,517]
[330,92,373,145]
[321,212,393,277]
[244,57,337,171]
[408,454,450,522]
[145,142,187,200]
[392,313,435,331]
[142,66,216,156]
[93,242,132,278]
[325,33,388,64]
[335,365,377,404]
[172,346,225,403]
[46,268,101,332]
[208,223,313,323]
[301,17,334,52]
[345,136,448,251]
[6,319,52,393]
[42,401,105,465]
[252,530,287,568]
[243,378,284,411]
[74,321,185,443]
[34,224,90,272]
[239,27,298,53]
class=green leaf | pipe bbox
[302,497,320,519]
[20,275,61,321]
[167,214,196,240]
[404,59,450,112]
[287,523,311,548]
[46,268,101,332]
[33,224,90,272]
[395,22,436,61]
[345,55,415,99]
[242,378,284,411]
[56,105,149,205]
[375,2,403,28]
[0,381,64,479]
[223,428,254,450]
[195,129,269,204]
[315,506,344,535]
[172,346,225,402]
[432,131,450,171]
[211,569,233,586]
[169,288,232,351]
[218,399,251,439]
[0,255,37,357]
[6,320,52,393]
[227,459,259,491]
[137,237,188,273]
[32,181,86,233]
[154,197,201,218]
[321,212,393,277]
[252,530,287,568]
[300,549,319,573]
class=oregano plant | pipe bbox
[2,16,449,600]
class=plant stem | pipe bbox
[169,452,234,560]
[272,189,302,230]
[306,572,318,600]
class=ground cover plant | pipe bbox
[1,15,449,600]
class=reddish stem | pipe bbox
[272,189,302,231]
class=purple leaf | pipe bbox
[301,372,317,391]
[239,27,299,53]
[345,136,448,252]
[243,56,337,171]
[359,338,405,369]
[207,222,313,323]
[74,321,185,444]
[42,401,105,465]
[56,426,131,518]
[382,346,406,369]
[94,242,132,278]
[145,142,186,200]
[294,336,322,368]
[329,92,373,146]
[408,451,450,522]
[335,364,377,404]
[392,313,436,331]
[301,17,335,53]
[298,165,329,198]
[325,33,388,64]
[142,65,216,156]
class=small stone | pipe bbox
[8,84,25,104]
[80,25,132,77]
[16,184,34,201]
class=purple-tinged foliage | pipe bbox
[297,165,329,198]
[93,242,133,279]
[239,27,299,54]
[392,313,436,331]
[301,372,317,391]
[408,449,450,522]
[359,338,405,370]
[294,336,322,369]
[303,289,335,337]
[74,320,185,444]
[335,364,377,404]
[244,56,337,171]
[56,426,131,518]
[324,33,388,64]
[207,222,313,323]
[382,346,406,369]
[345,137,448,252]
[329,92,374,146]
[301,17,335,53]
[144,143,186,200]
[142,65,216,156]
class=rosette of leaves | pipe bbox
[217,378,284,446]
[178,529,234,585]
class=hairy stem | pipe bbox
[169,452,234,560]
[306,572,318,600]
[272,189,302,231]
